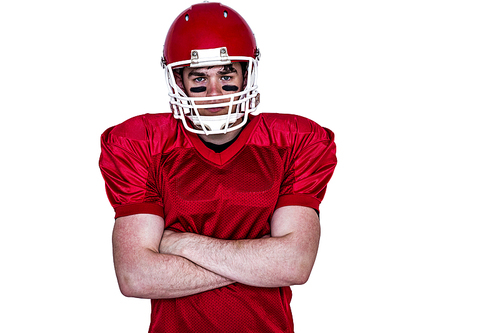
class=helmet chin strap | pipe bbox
[187,113,244,135]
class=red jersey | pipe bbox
[99,112,337,332]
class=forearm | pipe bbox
[169,234,312,288]
[112,214,234,299]
[115,248,234,299]
[159,206,320,289]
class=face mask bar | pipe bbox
[164,56,259,135]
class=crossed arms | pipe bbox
[112,205,320,299]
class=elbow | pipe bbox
[275,245,318,286]
[279,244,317,286]
[282,262,313,286]
[118,283,136,298]
[116,274,138,298]
[295,271,312,285]
[288,269,312,286]
[116,269,177,299]
[116,272,149,298]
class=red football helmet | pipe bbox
[161,2,260,135]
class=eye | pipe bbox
[221,76,231,81]
[193,77,205,83]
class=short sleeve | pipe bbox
[276,125,337,212]
[99,116,164,219]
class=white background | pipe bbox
[1,0,499,332]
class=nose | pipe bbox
[206,78,223,97]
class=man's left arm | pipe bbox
[160,205,320,288]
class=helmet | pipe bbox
[161,2,260,135]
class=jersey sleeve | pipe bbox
[276,120,337,212]
[99,116,164,219]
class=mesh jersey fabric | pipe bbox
[99,112,337,333]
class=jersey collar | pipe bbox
[184,114,259,165]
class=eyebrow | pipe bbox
[217,66,238,75]
[187,70,206,78]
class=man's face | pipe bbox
[177,63,245,117]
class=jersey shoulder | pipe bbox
[100,113,186,158]
[256,112,333,144]
[101,113,176,142]
[259,112,329,134]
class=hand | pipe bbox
[159,229,185,255]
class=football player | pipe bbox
[99,2,337,332]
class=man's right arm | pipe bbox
[112,213,234,299]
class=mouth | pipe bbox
[204,106,225,114]
[194,97,234,116]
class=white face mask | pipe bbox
[165,48,260,135]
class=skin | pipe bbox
[111,63,322,299]
[174,63,246,145]
[113,206,320,298]
[159,206,320,288]
[112,213,235,299]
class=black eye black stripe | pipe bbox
[190,87,206,93]
[222,85,238,91]
[190,85,239,93]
